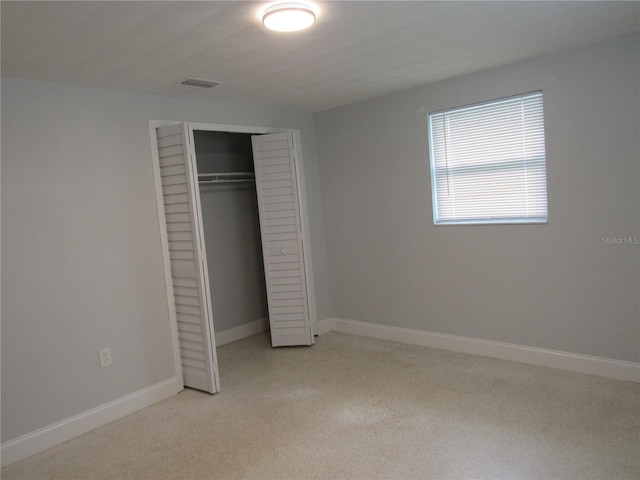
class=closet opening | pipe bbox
[194,130,269,347]
[151,121,317,395]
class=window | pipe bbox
[428,92,548,225]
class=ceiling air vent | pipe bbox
[180,78,221,88]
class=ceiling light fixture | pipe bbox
[262,2,317,32]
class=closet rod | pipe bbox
[199,172,255,179]
[198,172,255,185]
[199,178,255,185]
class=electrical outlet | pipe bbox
[99,347,112,368]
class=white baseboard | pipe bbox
[215,317,269,346]
[1,376,182,467]
[316,317,333,336]
[318,317,640,383]
[5,319,635,467]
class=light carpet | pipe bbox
[2,331,639,479]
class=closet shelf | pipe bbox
[198,172,255,184]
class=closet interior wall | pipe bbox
[194,130,268,334]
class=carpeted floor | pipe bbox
[2,331,639,479]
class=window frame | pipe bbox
[428,91,549,226]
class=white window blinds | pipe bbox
[428,92,548,225]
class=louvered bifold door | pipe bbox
[252,132,314,347]
[156,124,220,393]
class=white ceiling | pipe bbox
[2,1,639,112]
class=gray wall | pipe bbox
[200,184,268,333]
[316,33,639,362]
[1,78,330,442]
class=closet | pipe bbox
[153,122,315,394]
[195,131,268,341]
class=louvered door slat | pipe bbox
[156,124,220,393]
[252,132,313,347]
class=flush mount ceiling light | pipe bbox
[262,2,317,32]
